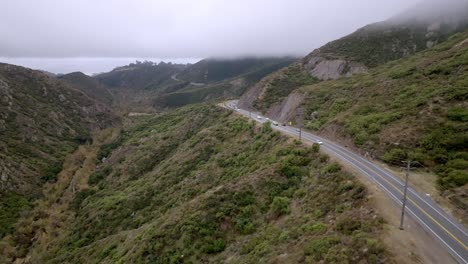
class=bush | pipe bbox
[447,107,468,122]
[446,159,468,170]
[41,159,64,182]
[0,194,30,238]
[320,163,341,174]
[271,196,290,216]
[88,166,112,185]
[440,170,468,188]
[304,236,341,260]
[202,237,225,254]
[302,222,326,234]
[97,137,123,162]
[382,148,407,163]
[70,189,96,211]
[312,143,320,153]
[336,216,362,235]
[262,121,272,134]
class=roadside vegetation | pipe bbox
[1,104,390,263]
[299,31,468,202]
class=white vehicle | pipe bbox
[273,121,279,126]
[257,115,262,119]
[316,140,323,145]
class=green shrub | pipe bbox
[202,237,225,254]
[88,166,112,185]
[382,148,407,163]
[336,216,362,235]
[446,159,468,170]
[440,170,468,188]
[97,137,123,162]
[447,107,468,122]
[320,162,341,174]
[262,121,272,133]
[271,196,290,216]
[311,143,320,153]
[41,159,64,182]
[302,222,326,234]
[304,236,341,260]
[70,189,96,211]
[0,193,30,238]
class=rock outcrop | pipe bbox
[304,56,368,80]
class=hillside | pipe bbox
[95,61,186,90]
[176,57,297,84]
[0,63,117,238]
[59,72,114,104]
[258,31,468,213]
[1,104,390,263]
[91,58,295,111]
[240,0,468,112]
[151,57,297,108]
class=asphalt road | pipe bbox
[224,100,468,264]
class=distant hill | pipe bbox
[151,57,297,108]
[59,72,114,104]
[95,61,186,90]
[176,57,297,83]
[0,63,117,237]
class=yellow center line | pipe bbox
[327,144,468,251]
[226,104,467,251]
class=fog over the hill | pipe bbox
[0,0,452,73]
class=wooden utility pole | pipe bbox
[399,160,411,230]
[299,127,302,141]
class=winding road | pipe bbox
[224,100,468,264]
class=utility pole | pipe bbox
[399,160,411,230]
[299,127,302,141]
[249,111,251,119]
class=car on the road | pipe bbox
[257,115,262,119]
[281,123,286,126]
[273,122,279,126]
[316,140,323,145]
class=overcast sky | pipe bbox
[0,0,421,74]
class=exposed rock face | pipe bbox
[266,91,304,123]
[304,56,368,80]
[238,81,264,111]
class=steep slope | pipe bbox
[1,104,390,263]
[0,63,117,237]
[58,72,114,104]
[286,31,468,211]
[240,0,468,113]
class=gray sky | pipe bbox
[0,0,421,73]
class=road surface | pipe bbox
[224,100,468,264]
